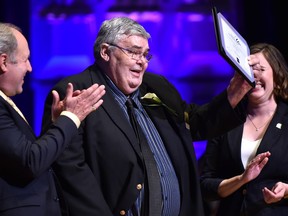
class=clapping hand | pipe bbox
[242,151,271,183]
[262,182,288,204]
[51,83,105,122]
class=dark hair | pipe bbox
[250,43,288,101]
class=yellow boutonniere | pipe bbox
[140,93,178,116]
[184,111,190,130]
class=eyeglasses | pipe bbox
[109,43,152,62]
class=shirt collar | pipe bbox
[104,74,143,111]
[0,90,10,101]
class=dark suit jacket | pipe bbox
[0,95,78,216]
[41,63,245,216]
[200,101,288,216]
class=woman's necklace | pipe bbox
[247,112,275,131]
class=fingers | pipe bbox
[248,54,261,75]
[51,90,60,107]
[243,152,270,182]
[251,151,271,163]
[249,152,270,171]
[64,83,106,122]
[72,90,81,97]
[262,187,275,203]
[65,83,74,99]
[82,84,106,119]
[92,99,104,110]
[51,90,62,122]
[85,84,106,108]
[262,184,286,204]
[247,54,260,66]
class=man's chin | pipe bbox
[16,88,24,95]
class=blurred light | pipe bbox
[39,0,93,20]
[187,13,205,22]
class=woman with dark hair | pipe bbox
[200,43,288,216]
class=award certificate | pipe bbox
[212,7,255,87]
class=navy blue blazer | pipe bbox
[41,63,246,216]
[0,95,78,216]
[200,101,288,215]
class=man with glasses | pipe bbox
[108,43,153,62]
[41,17,260,216]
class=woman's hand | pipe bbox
[241,151,271,183]
[263,182,288,204]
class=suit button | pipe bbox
[54,197,60,202]
[136,184,142,190]
[120,210,126,215]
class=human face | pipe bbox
[106,35,149,95]
[3,29,32,96]
[248,52,274,104]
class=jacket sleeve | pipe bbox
[187,90,246,141]
[199,136,224,201]
[142,73,247,141]
[0,100,78,186]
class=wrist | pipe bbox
[61,111,81,128]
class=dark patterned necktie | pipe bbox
[126,97,162,216]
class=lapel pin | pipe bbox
[276,123,282,129]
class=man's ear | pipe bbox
[0,53,8,72]
[100,43,110,61]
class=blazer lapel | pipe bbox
[90,69,142,155]
[226,101,288,170]
[0,97,35,138]
[138,75,193,173]
[227,125,245,170]
[142,99,194,176]
[258,101,288,153]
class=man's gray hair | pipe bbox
[0,23,21,64]
[93,17,151,60]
